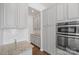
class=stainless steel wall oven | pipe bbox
[56,21,79,54]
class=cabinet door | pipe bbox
[43,9,48,26]
[50,26,56,54]
[48,6,56,25]
[43,26,48,52]
[56,4,64,20]
[47,27,51,53]
[37,37,41,47]
[0,4,4,28]
[17,4,27,28]
[68,3,79,19]
[63,4,68,20]
[4,3,17,28]
[0,30,3,45]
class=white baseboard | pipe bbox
[40,48,43,51]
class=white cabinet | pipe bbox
[0,3,27,29]
[56,4,68,21]
[56,4,64,20]
[0,4,4,28]
[42,26,48,52]
[16,4,27,28]
[42,9,48,26]
[68,3,79,19]
[3,3,17,28]
[42,6,56,54]
[48,7,56,25]
[33,14,40,32]
[0,30,3,45]
[56,3,79,21]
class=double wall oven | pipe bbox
[56,21,79,53]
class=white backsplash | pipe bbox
[2,29,29,44]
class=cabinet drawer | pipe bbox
[68,3,79,19]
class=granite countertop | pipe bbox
[31,32,40,37]
[0,41,33,55]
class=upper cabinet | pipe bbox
[3,3,17,28]
[0,3,27,29]
[16,4,27,28]
[56,4,64,21]
[56,4,68,21]
[33,14,40,32]
[42,9,48,26]
[47,6,56,25]
[43,6,56,26]
[68,3,79,19]
[0,4,4,28]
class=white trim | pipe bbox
[40,48,43,51]
[40,11,43,51]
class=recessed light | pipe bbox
[32,10,34,13]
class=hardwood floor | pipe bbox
[32,46,49,55]
[32,43,49,55]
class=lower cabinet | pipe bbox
[31,34,41,48]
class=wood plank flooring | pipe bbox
[32,43,49,55]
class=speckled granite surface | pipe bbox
[31,32,40,37]
[0,41,33,55]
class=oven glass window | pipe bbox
[68,27,76,33]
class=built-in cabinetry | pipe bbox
[16,4,27,28]
[42,6,56,54]
[0,3,27,29]
[68,3,79,19]
[56,4,68,21]
[0,30,3,45]
[30,8,41,48]
[3,4,17,28]
[56,3,79,21]
[0,4,4,28]
[31,34,41,47]
[33,14,40,32]
[56,3,79,55]
[0,3,28,45]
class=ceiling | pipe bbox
[28,3,56,11]
[41,3,56,8]
[28,3,56,16]
[28,7,40,16]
